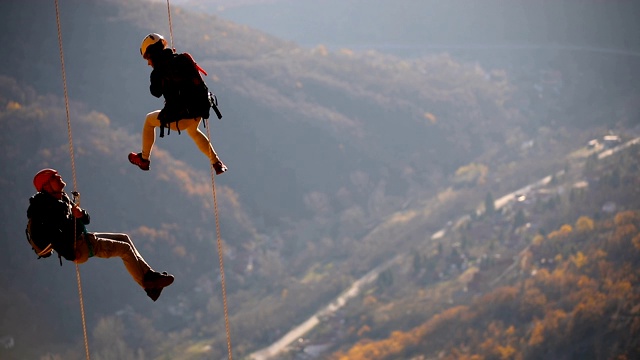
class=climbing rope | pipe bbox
[166,1,233,359]
[54,1,91,359]
[166,0,174,50]
[206,127,234,360]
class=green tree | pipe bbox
[608,168,621,188]
[377,269,394,288]
[92,316,143,360]
[513,209,526,229]
[485,192,496,216]
[584,154,598,176]
[412,251,423,275]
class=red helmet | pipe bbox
[33,168,58,191]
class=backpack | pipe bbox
[25,217,54,259]
[158,52,222,138]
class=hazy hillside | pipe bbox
[185,0,640,53]
[1,0,639,359]
[0,74,255,357]
[321,143,640,360]
[0,0,530,217]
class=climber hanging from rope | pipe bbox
[128,33,227,175]
[26,168,175,301]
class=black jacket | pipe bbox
[149,49,211,125]
[26,192,90,261]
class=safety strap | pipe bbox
[84,233,94,258]
[87,237,94,258]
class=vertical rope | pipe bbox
[207,127,233,360]
[165,1,233,357]
[54,1,90,359]
[166,0,174,49]
[54,0,77,192]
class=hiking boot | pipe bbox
[143,271,174,301]
[128,152,150,171]
[212,161,228,175]
[145,287,164,302]
[143,271,174,289]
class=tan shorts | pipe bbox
[73,233,94,264]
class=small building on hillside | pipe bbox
[603,135,621,149]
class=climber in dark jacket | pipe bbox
[27,168,174,301]
[128,33,227,175]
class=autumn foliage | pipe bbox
[330,210,640,360]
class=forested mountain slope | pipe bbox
[0,0,638,359]
[324,143,640,360]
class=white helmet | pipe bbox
[140,33,168,58]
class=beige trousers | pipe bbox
[74,233,152,288]
[141,110,220,164]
